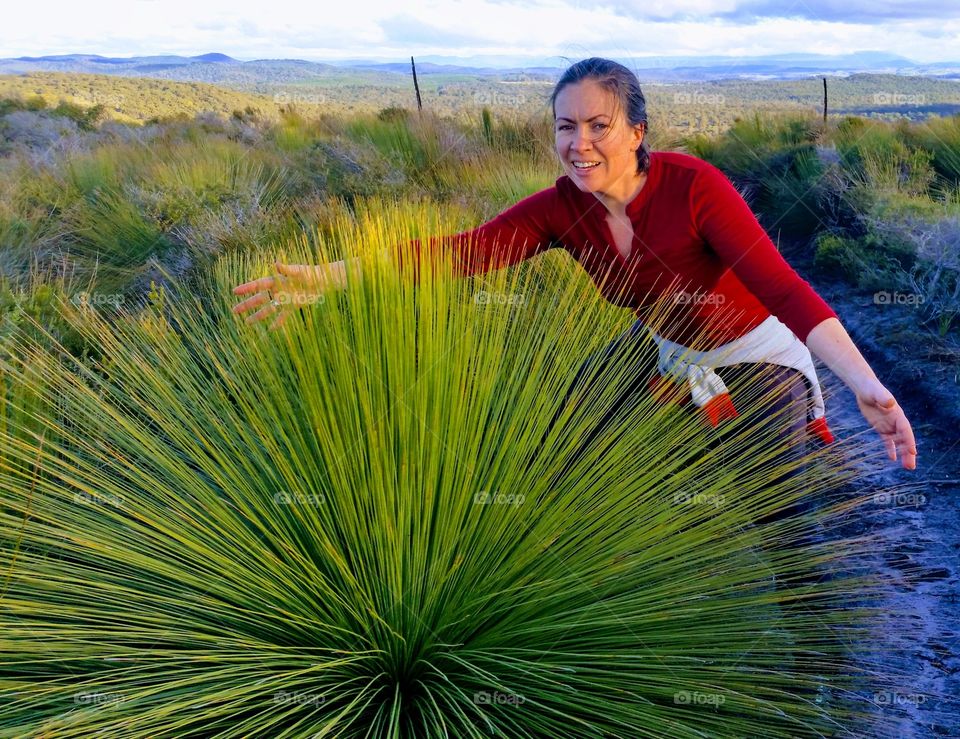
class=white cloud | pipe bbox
[1,0,958,63]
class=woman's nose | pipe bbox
[571,127,593,150]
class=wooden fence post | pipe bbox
[411,56,423,114]
[823,77,828,123]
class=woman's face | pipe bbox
[553,79,644,195]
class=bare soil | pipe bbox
[793,249,960,737]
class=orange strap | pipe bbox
[806,416,835,444]
[701,392,740,427]
[648,373,836,443]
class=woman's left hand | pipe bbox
[855,381,918,470]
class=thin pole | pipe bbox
[411,56,423,113]
[822,77,828,123]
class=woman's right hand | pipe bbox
[232,261,344,330]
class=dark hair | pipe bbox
[549,57,651,175]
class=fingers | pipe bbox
[232,291,272,316]
[864,394,918,469]
[879,406,919,470]
[897,415,918,470]
[275,262,306,277]
[232,272,277,316]
[244,299,280,325]
[900,447,918,470]
[233,275,275,296]
[882,398,918,470]
[268,307,293,331]
[883,433,898,462]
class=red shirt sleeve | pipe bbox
[689,161,838,343]
[395,186,559,280]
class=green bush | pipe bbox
[814,228,919,293]
[0,95,48,116]
[51,100,105,131]
[0,276,99,362]
[376,105,410,123]
[64,185,175,292]
[0,205,903,736]
[813,233,869,281]
[903,114,960,187]
[687,113,830,237]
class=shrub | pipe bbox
[0,274,99,362]
[813,233,869,282]
[687,113,831,237]
[377,105,410,123]
[51,100,106,131]
[0,203,909,736]
[903,114,960,187]
[872,215,960,335]
[0,110,83,156]
[63,185,175,293]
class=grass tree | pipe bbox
[1,199,912,737]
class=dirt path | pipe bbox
[797,262,960,737]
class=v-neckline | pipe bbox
[579,152,659,271]
[600,211,633,267]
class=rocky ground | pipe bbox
[796,256,960,737]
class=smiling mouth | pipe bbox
[572,161,600,169]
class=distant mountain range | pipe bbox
[2,51,960,84]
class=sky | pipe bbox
[2,0,959,64]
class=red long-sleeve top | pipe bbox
[396,151,838,348]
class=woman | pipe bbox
[232,57,917,474]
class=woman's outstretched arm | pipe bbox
[690,160,917,470]
[806,317,917,470]
[233,185,561,327]
[392,186,560,281]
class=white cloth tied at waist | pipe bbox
[646,314,825,421]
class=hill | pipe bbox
[0,72,292,123]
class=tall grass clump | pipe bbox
[343,111,476,196]
[22,137,292,296]
[685,112,829,237]
[0,196,922,736]
[454,147,559,213]
[0,169,63,280]
[901,113,960,188]
[833,118,942,217]
[267,106,332,153]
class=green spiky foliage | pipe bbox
[685,112,830,237]
[0,199,914,737]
